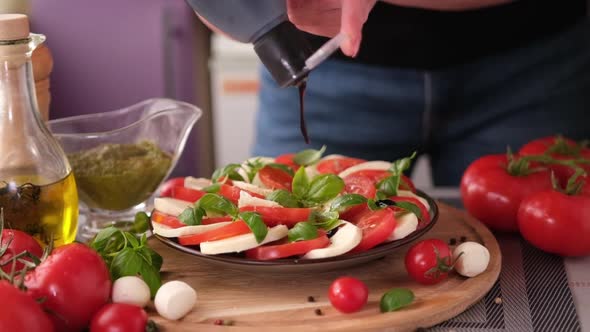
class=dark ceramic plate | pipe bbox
[154,191,439,273]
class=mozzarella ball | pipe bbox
[154,280,197,321]
[112,276,151,308]
[453,242,490,277]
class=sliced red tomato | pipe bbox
[239,206,312,227]
[350,208,396,253]
[245,231,329,260]
[202,216,234,225]
[388,196,430,224]
[400,175,417,193]
[217,184,264,204]
[258,165,293,191]
[159,177,185,197]
[343,174,377,198]
[346,169,416,193]
[151,210,186,228]
[172,186,205,202]
[178,220,251,246]
[316,157,365,175]
[275,153,300,171]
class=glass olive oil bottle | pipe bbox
[0,14,78,246]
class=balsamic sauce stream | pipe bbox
[298,80,310,144]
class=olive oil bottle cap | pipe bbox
[0,13,29,41]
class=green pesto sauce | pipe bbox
[68,141,172,211]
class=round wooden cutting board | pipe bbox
[147,202,501,332]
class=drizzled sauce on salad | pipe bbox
[298,80,310,144]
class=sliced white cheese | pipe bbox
[337,160,392,179]
[152,221,232,238]
[302,221,362,259]
[397,190,430,212]
[237,157,275,183]
[386,212,418,242]
[154,197,192,217]
[305,165,319,180]
[232,180,274,197]
[184,177,212,191]
[199,225,288,255]
[251,173,267,188]
[320,154,347,161]
[237,191,281,208]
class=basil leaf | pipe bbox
[111,247,162,297]
[288,222,318,242]
[202,183,221,193]
[211,163,245,182]
[393,201,423,220]
[178,207,205,225]
[367,198,382,211]
[389,152,417,175]
[292,166,310,199]
[306,174,345,203]
[124,232,140,248]
[266,190,300,208]
[377,175,400,197]
[147,247,163,271]
[380,288,414,313]
[90,226,121,253]
[310,210,341,231]
[239,212,268,243]
[267,163,295,176]
[243,158,268,182]
[197,193,238,217]
[130,212,149,233]
[329,194,367,213]
[293,145,326,166]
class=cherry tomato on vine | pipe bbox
[405,239,453,285]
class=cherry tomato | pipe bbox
[388,196,430,224]
[159,177,185,197]
[245,231,330,260]
[239,206,312,227]
[518,189,590,256]
[460,154,553,232]
[274,153,300,171]
[258,165,293,191]
[25,243,112,332]
[178,220,251,246]
[350,209,396,253]
[316,157,365,175]
[151,210,186,229]
[90,303,148,332]
[404,239,452,285]
[171,186,205,202]
[0,229,43,274]
[328,277,369,313]
[0,281,54,332]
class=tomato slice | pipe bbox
[172,186,205,202]
[201,216,234,225]
[275,153,300,171]
[343,174,377,198]
[151,210,186,228]
[239,206,312,227]
[217,184,264,204]
[388,196,430,224]
[400,175,417,193]
[159,177,185,197]
[316,157,365,174]
[350,208,396,253]
[178,220,251,246]
[258,165,293,191]
[245,231,330,260]
[348,169,391,183]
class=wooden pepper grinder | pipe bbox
[0,0,53,121]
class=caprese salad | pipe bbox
[151,146,433,261]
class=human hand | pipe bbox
[286,0,377,57]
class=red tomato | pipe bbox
[518,190,590,256]
[0,281,54,332]
[258,165,293,191]
[172,186,205,202]
[274,153,300,171]
[151,210,186,228]
[460,154,553,232]
[345,169,416,193]
[90,303,148,332]
[350,209,396,253]
[316,157,365,175]
[245,231,330,260]
[400,174,417,193]
[0,229,43,274]
[202,216,235,225]
[328,277,369,314]
[388,196,430,224]
[217,184,264,204]
[25,243,112,332]
[343,173,376,198]
[159,177,185,197]
[178,220,251,246]
[404,239,452,285]
[519,135,590,185]
[239,206,312,227]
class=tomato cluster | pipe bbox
[461,135,590,257]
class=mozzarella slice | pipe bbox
[250,173,267,188]
[237,156,275,183]
[337,160,392,179]
[302,221,362,259]
[238,191,281,208]
[397,190,430,211]
[453,242,490,278]
[152,221,232,238]
[184,177,212,190]
[386,212,418,242]
[232,180,274,197]
[200,225,288,255]
[154,197,192,217]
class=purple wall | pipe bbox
[30,0,204,176]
